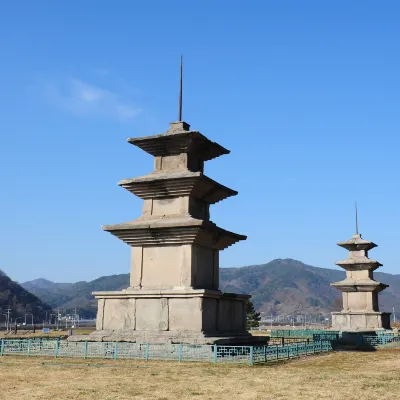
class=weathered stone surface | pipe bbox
[101,298,135,330]
[127,245,218,290]
[135,298,169,331]
[331,311,391,331]
[169,297,202,331]
[141,246,182,289]
[86,290,249,342]
[96,298,105,331]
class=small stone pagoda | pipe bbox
[331,222,391,332]
[83,63,258,344]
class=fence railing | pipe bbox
[312,333,340,342]
[375,330,396,336]
[270,329,340,338]
[268,337,313,346]
[357,335,400,348]
[0,339,335,365]
[253,340,334,363]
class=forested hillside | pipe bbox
[0,270,51,321]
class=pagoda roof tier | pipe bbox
[128,123,229,161]
[118,171,237,203]
[335,256,382,270]
[337,234,377,251]
[331,279,388,293]
[102,215,246,250]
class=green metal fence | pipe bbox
[312,333,340,342]
[270,329,340,338]
[253,341,334,363]
[357,335,400,348]
[0,339,335,365]
[268,337,313,346]
[375,330,396,337]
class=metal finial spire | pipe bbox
[355,201,359,234]
[178,55,183,121]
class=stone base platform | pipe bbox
[331,311,391,331]
[69,330,267,345]
[69,288,265,345]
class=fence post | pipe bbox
[145,343,149,361]
[276,346,278,360]
[249,346,254,366]
[296,342,299,357]
[213,344,217,363]
[27,340,31,356]
[0,339,4,356]
[84,341,88,360]
[55,340,59,358]
[178,343,183,362]
[264,345,267,362]
[282,337,285,346]
[114,342,118,360]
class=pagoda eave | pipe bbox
[118,171,237,203]
[127,130,229,161]
[92,288,251,300]
[335,260,382,271]
[337,237,377,251]
[335,257,382,270]
[102,217,246,250]
[331,280,388,293]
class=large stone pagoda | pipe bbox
[331,227,391,332]
[85,117,258,344]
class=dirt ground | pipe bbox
[0,350,399,400]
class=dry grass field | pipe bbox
[0,331,64,339]
[0,328,94,339]
[0,350,399,400]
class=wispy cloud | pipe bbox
[45,79,142,123]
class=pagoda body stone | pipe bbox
[85,121,258,344]
[331,233,391,332]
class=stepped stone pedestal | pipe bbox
[76,121,262,345]
[331,233,391,335]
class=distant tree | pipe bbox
[246,300,261,329]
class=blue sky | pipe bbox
[1,1,399,282]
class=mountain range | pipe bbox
[20,259,400,319]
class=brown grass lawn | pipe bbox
[0,328,95,339]
[0,350,399,400]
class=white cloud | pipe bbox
[45,79,142,123]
